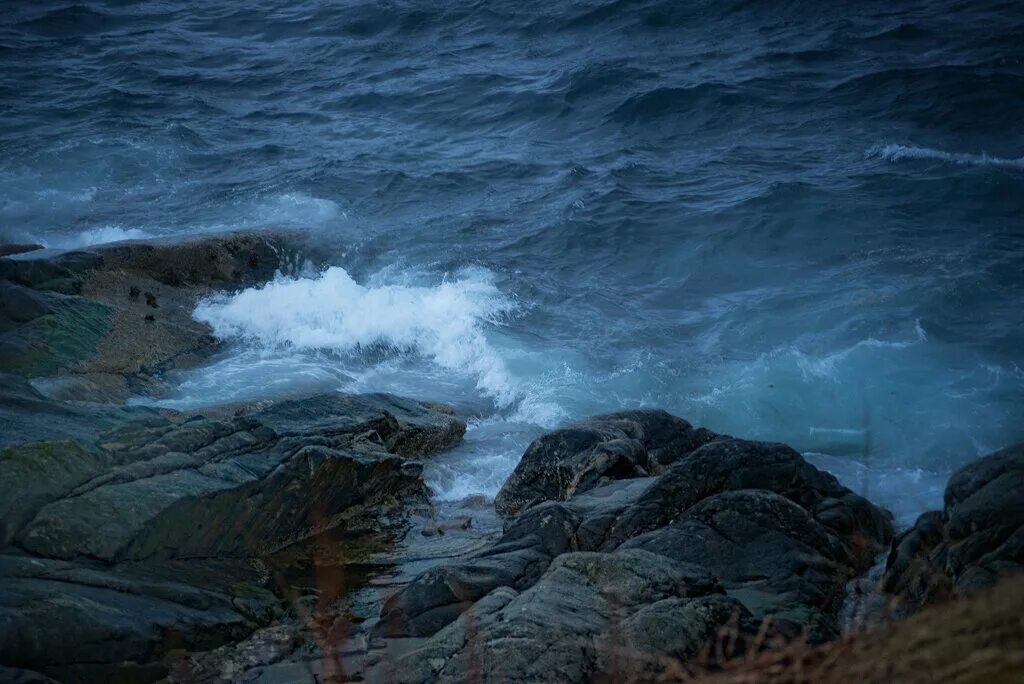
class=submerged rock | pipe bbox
[883,443,1024,615]
[375,414,894,682]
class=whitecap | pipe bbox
[868,144,1024,170]
[47,225,154,249]
[194,265,522,408]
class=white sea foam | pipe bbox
[51,226,154,248]
[35,186,98,203]
[249,192,343,226]
[869,144,1024,170]
[195,266,523,408]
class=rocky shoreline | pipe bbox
[1,233,1021,683]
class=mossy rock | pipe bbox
[0,298,111,376]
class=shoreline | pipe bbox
[1,231,1020,683]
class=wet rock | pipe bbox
[0,553,278,684]
[599,439,892,556]
[0,390,465,682]
[162,623,300,683]
[377,428,892,673]
[0,231,310,400]
[10,392,464,562]
[494,409,719,516]
[883,443,1024,614]
[0,282,53,331]
[421,516,472,537]
[384,550,757,684]
[376,478,651,638]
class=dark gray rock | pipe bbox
[9,392,464,562]
[494,409,718,516]
[621,489,858,640]
[883,443,1024,614]
[0,553,278,683]
[376,477,652,638]
[0,390,465,682]
[383,550,755,684]
[375,428,893,679]
[0,244,43,258]
[600,439,892,555]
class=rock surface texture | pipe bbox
[883,443,1024,615]
[0,391,465,682]
[376,411,895,683]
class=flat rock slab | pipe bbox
[0,389,465,682]
[0,230,312,401]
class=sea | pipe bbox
[3,0,1023,524]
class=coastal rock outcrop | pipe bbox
[376,412,894,682]
[494,410,719,516]
[883,443,1024,615]
[0,392,465,681]
[0,231,310,402]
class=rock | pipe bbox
[376,477,652,638]
[693,573,1024,684]
[599,439,892,559]
[374,424,893,677]
[162,623,300,683]
[883,443,1024,614]
[0,666,60,683]
[8,392,464,562]
[0,390,465,682]
[0,231,312,401]
[494,409,719,516]
[383,550,758,684]
[620,489,860,640]
[0,553,279,684]
[0,281,53,331]
[420,516,472,537]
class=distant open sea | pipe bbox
[3,0,1023,522]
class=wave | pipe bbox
[194,266,523,408]
[248,192,344,226]
[869,144,1024,170]
[608,83,743,124]
[48,226,155,249]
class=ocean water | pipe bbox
[3,0,1023,523]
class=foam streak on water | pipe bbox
[870,144,1024,170]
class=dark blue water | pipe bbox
[3,0,1023,520]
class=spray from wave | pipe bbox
[869,144,1024,170]
[48,226,155,249]
[194,266,524,408]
